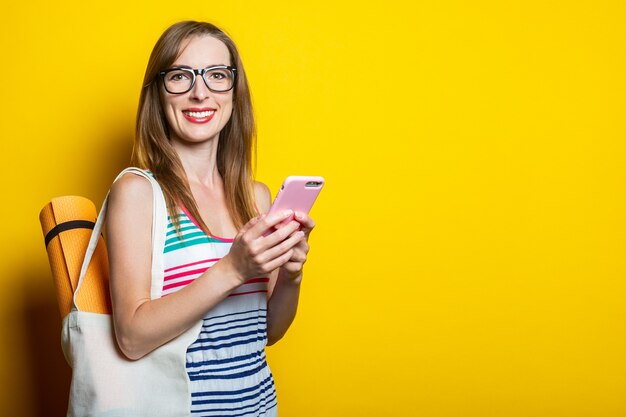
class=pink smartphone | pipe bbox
[267,176,325,219]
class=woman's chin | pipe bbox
[172,132,220,146]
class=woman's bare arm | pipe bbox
[107,174,302,359]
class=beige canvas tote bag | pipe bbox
[62,167,202,417]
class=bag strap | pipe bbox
[73,168,168,310]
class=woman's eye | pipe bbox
[208,71,227,80]
[168,72,189,82]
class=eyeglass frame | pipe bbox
[158,65,238,94]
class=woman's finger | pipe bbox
[288,249,307,264]
[256,230,305,266]
[248,210,294,238]
[239,214,263,236]
[293,212,316,234]
[262,249,295,274]
[260,220,300,248]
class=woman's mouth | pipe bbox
[182,109,216,123]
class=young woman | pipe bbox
[106,21,314,416]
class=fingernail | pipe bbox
[283,210,294,218]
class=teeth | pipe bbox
[185,110,215,118]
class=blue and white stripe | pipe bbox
[163,210,277,417]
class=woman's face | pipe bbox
[160,35,234,146]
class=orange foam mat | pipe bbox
[40,196,111,317]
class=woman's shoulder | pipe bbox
[111,171,152,194]
[253,181,272,214]
[106,170,154,233]
[109,170,154,211]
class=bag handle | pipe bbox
[73,168,168,310]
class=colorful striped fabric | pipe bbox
[163,209,277,416]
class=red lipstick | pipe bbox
[182,107,216,124]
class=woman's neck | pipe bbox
[172,136,221,188]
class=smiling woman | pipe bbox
[99,20,317,417]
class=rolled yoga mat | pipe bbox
[40,196,111,317]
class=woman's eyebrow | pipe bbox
[170,64,229,69]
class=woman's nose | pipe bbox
[189,76,211,100]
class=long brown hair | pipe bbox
[133,21,256,235]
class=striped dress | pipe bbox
[162,206,278,417]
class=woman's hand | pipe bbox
[279,211,316,282]
[265,211,315,344]
[224,210,306,282]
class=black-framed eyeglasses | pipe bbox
[159,65,237,94]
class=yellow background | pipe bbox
[1,1,625,416]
